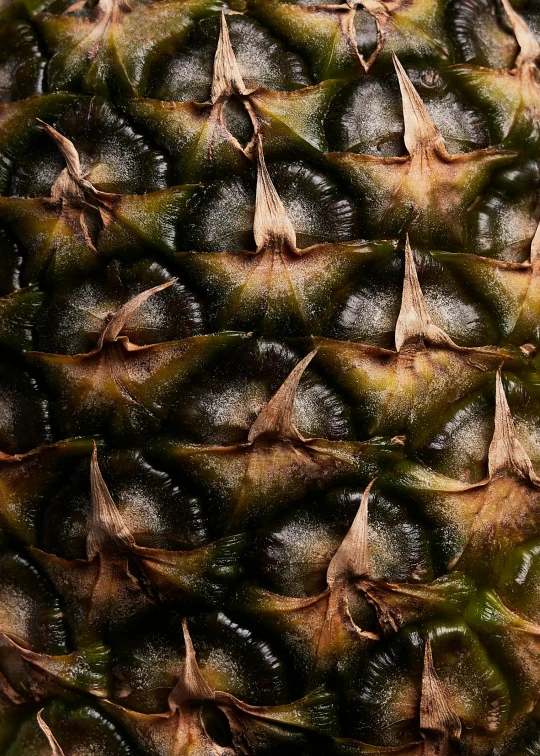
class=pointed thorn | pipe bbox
[488,368,538,481]
[168,619,215,709]
[99,279,177,347]
[326,478,377,586]
[395,236,457,352]
[37,119,82,178]
[210,10,247,103]
[87,443,135,559]
[254,136,297,255]
[500,0,540,67]
[420,637,462,743]
[392,55,447,157]
[248,350,317,444]
[37,711,65,756]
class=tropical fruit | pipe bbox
[0,0,540,753]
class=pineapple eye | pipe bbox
[41,449,208,558]
[7,100,166,198]
[113,612,289,714]
[349,623,510,744]
[247,486,433,598]
[150,13,311,101]
[171,339,353,445]
[327,71,488,159]
[34,260,205,355]
[182,163,357,253]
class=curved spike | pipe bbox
[248,351,317,443]
[210,10,247,103]
[395,237,457,352]
[37,119,119,216]
[37,711,65,756]
[392,54,447,157]
[98,279,176,346]
[169,618,215,709]
[87,442,135,560]
[500,0,540,68]
[326,478,376,586]
[488,369,539,481]
[37,119,82,178]
[420,638,462,754]
[253,137,297,255]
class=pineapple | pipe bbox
[1,0,540,752]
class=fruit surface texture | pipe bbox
[1,0,540,753]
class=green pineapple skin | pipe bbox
[0,0,540,754]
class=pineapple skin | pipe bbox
[0,0,540,753]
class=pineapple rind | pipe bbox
[0,0,540,753]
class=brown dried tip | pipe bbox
[168,618,215,709]
[488,369,539,481]
[210,10,247,103]
[392,54,448,158]
[253,137,297,255]
[37,118,119,229]
[395,236,457,352]
[500,0,540,68]
[420,638,461,753]
[87,442,135,560]
[37,119,82,178]
[248,351,317,443]
[326,478,376,586]
[98,279,177,347]
[37,711,65,756]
